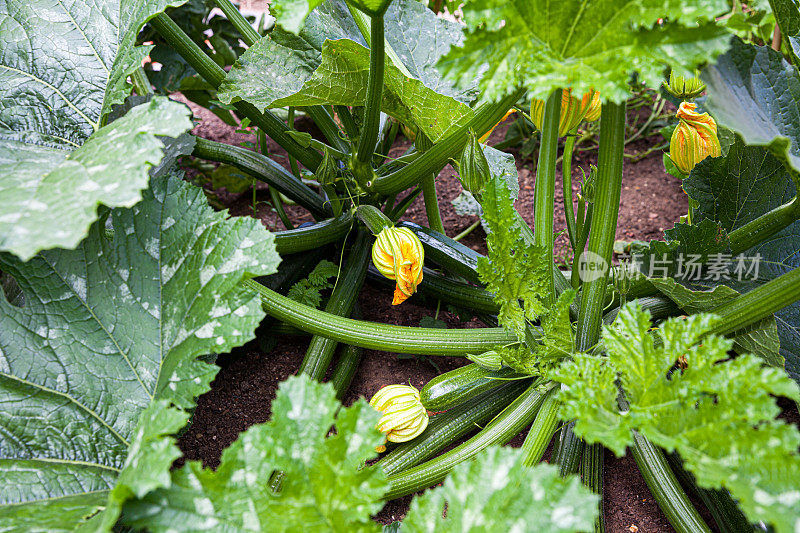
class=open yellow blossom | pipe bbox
[531,89,597,136]
[370,384,429,452]
[669,102,721,175]
[372,226,424,305]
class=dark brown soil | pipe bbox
[174,97,796,532]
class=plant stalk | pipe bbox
[372,89,525,194]
[575,101,626,351]
[582,443,606,533]
[421,174,446,234]
[352,14,385,187]
[334,105,359,140]
[274,213,353,255]
[569,101,625,527]
[150,13,321,170]
[534,89,563,306]
[562,129,578,250]
[302,106,350,155]
[728,196,800,255]
[131,68,152,96]
[212,0,261,46]
[710,266,800,337]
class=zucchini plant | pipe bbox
[1,0,799,531]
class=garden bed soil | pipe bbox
[175,96,798,532]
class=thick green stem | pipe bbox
[630,432,711,533]
[299,231,371,380]
[562,130,578,250]
[269,186,294,230]
[302,106,350,155]
[568,102,625,525]
[421,174,445,234]
[384,382,551,499]
[246,280,518,354]
[150,13,321,170]
[520,386,560,466]
[331,343,363,400]
[193,136,329,219]
[212,0,261,45]
[534,89,563,306]
[728,196,800,255]
[388,187,422,222]
[334,105,359,140]
[330,306,364,400]
[710,266,800,337]
[372,90,525,194]
[575,102,626,351]
[352,15,385,186]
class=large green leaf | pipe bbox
[401,447,599,533]
[218,0,473,142]
[0,1,191,259]
[703,37,800,180]
[122,375,389,532]
[476,175,548,341]
[555,304,800,533]
[438,0,731,103]
[0,98,193,260]
[0,173,280,531]
[682,136,800,381]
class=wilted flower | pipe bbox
[531,89,597,136]
[670,102,721,175]
[479,109,516,143]
[370,384,429,452]
[665,70,706,100]
[372,226,424,305]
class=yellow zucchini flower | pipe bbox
[372,226,424,305]
[370,384,429,452]
[669,102,721,175]
[531,89,597,136]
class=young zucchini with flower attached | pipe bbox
[370,384,429,452]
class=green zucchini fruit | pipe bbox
[397,222,482,284]
[420,364,519,411]
[384,381,551,500]
[366,266,497,314]
[274,212,353,255]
